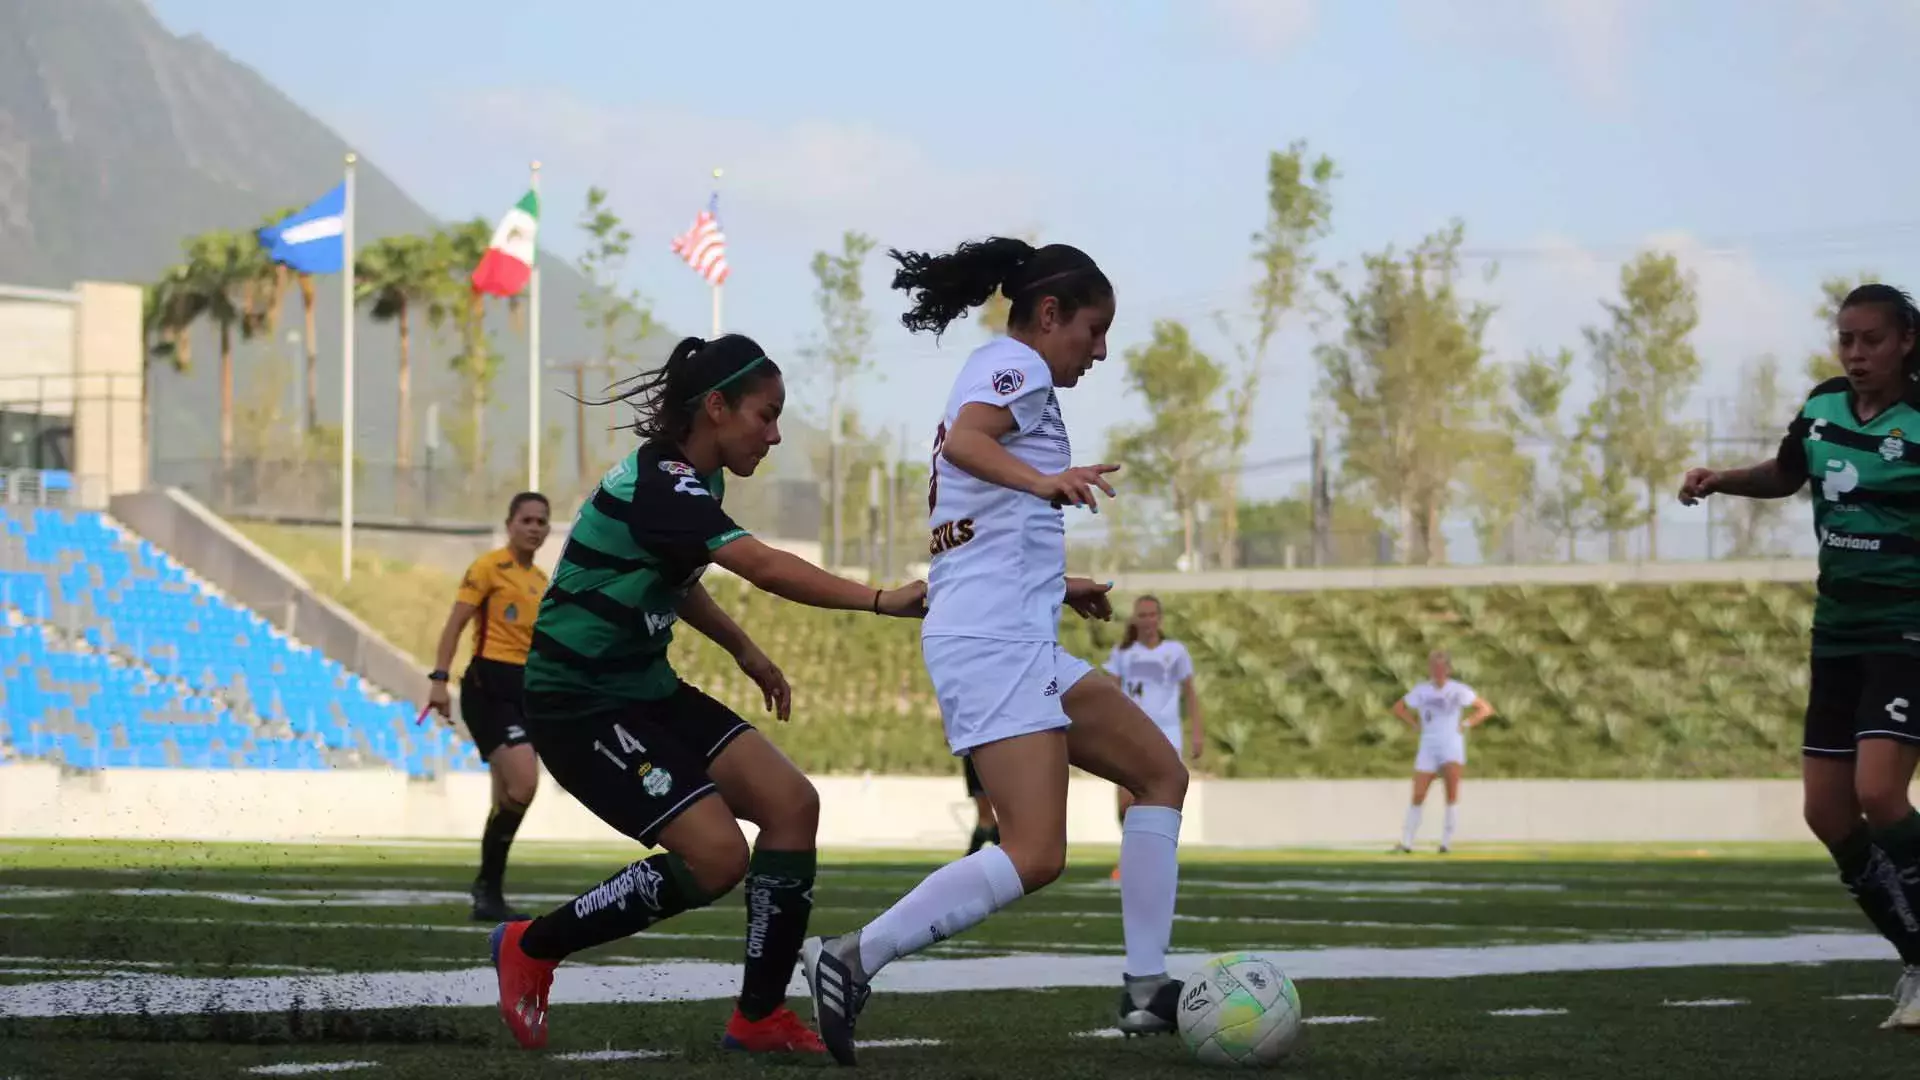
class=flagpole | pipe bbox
[711,166,723,337]
[528,160,542,492]
[341,151,357,583]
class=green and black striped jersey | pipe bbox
[524,442,749,705]
[1776,376,1920,656]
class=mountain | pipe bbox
[0,0,675,514]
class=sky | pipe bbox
[147,0,1920,529]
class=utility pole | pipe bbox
[546,358,618,486]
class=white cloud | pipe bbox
[1205,0,1317,55]
[1536,0,1636,107]
[445,89,1037,254]
[1477,230,1806,414]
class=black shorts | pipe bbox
[524,681,752,846]
[962,755,985,798]
[461,658,529,759]
[1803,651,1920,757]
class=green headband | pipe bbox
[685,355,770,404]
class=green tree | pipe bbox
[1236,494,1382,567]
[143,263,201,461]
[355,233,445,470]
[574,187,656,481]
[171,229,276,470]
[1216,141,1337,567]
[1315,221,1500,565]
[1804,272,1877,385]
[436,218,505,476]
[1509,348,1587,561]
[1580,251,1701,560]
[805,231,877,567]
[1107,320,1228,570]
[1714,354,1791,558]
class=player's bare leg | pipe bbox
[1399,771,1435,853]
[1438,763,1463,853]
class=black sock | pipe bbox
[967,827,989,855]
[478,804,526,893]
[736,848,816,1021]
[519,853,712,962]
[1830,823,1920,964]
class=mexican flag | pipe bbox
[471,189,538,296]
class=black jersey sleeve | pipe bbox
[624,457,751,561]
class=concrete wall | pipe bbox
[0,281,145,504]
[109,488,425,699]
[1112,556,1819,594]
[0,764,1845,847]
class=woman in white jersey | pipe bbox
[1104,596,1202,878]
[803,238,1190,1066]
[1390,649,1493,853]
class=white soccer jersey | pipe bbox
[1402,679,1478,740]
[923,337,1070,643]
[1105,640,1193,733]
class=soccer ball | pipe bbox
[1176,952,1302,1067]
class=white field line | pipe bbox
[0,933,1890,1019]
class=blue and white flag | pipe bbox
[257,183,347,274]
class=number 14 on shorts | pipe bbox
[594,722,674,796]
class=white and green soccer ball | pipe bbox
[1176,952,1302,1067]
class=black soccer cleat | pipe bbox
[1115,972,1182,1036]
[803,933,871,1066]
[470,879,528,923]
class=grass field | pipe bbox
[0,839,1914,1078]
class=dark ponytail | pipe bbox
[590,334,781,445]
[1839,283,1920,382]
[889,237,1112,337]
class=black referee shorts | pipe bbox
[460,657,530,759]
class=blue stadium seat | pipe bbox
[0,507,482,777]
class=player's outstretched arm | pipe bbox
[1677,457,1806,505]
[712,535,927,617]
[676,582,758,658]
[944,403,1120,512]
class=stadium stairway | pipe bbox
[0,506,481,776]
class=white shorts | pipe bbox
[924,636,1094,755]
[1415,737,1465,773]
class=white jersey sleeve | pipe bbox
[1104,646,1125,676]
[1169,642,1195,683]
[922,337,1071,643]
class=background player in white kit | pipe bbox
[1104,595,1202,879]
[1391,649,1494,853]
[803,238,1190,1067]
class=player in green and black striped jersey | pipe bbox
[485,333,927,1055]
[1680,282,1920,1029]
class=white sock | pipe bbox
[1120,804,1182,977]
[1402,805,1423,848]
[1442,805,1458,847]
[856,845,1025,975]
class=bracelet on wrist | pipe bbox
[428,669,450,683]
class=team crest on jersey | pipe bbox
[991,368,1025,396]
[503,603,519,623]
[1881,435,1907,463]
[659,459,695,477]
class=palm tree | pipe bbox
[175,230,270,471]
[355,234,444,470]
[143,264,203,477]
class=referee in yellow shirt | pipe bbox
[425,492,552,921]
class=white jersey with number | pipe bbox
[923,336,1069,643]
[1105,640,1193,741]
[1402,679,1477,741]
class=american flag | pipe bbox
[671,193,730,286]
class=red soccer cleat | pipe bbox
[489,919,557,1049]
[720,1005,828,1054]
